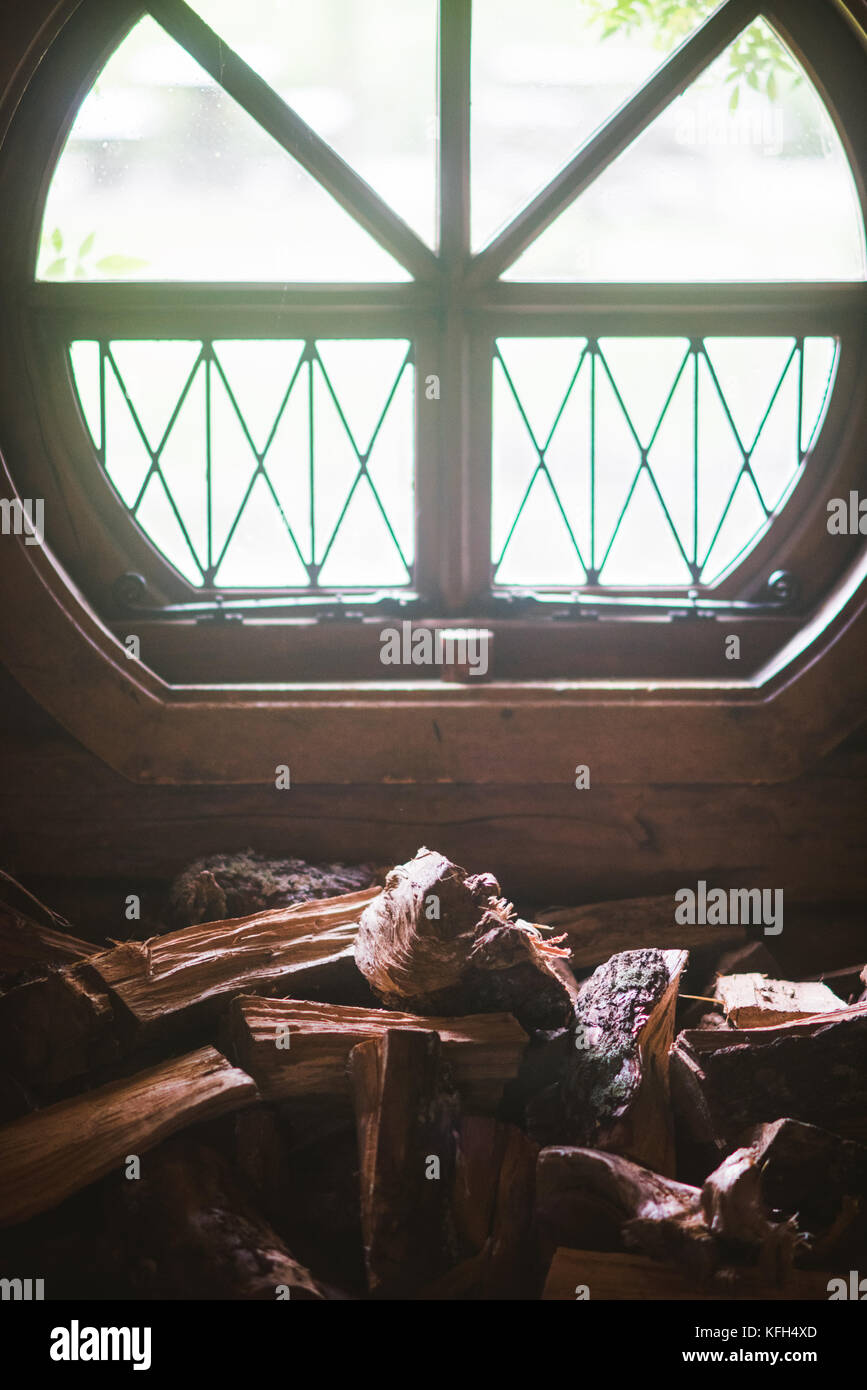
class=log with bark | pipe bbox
[529,948,688,1176]
[671,1002,867,1167]
[0,1045,258,1227]
[534,1147,714,1277]
[230,996,528,1112]
[701,1117,867,1270]
[100,1136,337,1299]
[354,848,578,1029]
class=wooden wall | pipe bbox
[1,661,865,976]
[0,0,865,976]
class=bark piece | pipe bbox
[90,887,377,1036]
[169,851,377,926]
[541,1248,832,1301]
[0,1045,258,1227]
[354,848,576,1028]
[103,1137,335,1299]
[535,1147,713,1276]
[536,895,745,970]
[713,973,843,1028]
[350,1029,460,1296]
[230,996,527,1112]
[671,1003,867,1165]
[540,948,687,1175]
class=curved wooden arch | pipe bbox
[2,445,866,786]
[0,0,865,786]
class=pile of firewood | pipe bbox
[0,848,864,1300]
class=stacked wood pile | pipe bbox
[0,848,864,1300]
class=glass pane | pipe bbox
[506,18,866,281]
[472,0,723,250]
[491,336,838,588]
[38,17,408,282]
[189,0,438,246]
[69,338,414,588]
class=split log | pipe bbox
[350,1029,460,1296]
[230,996,528,1112]
[541,1248,833,1301]
[701,1118,867,1269]
[421,1117,540,1299]
[713,973,843,1028]
[536,895,744,970]
[0,961,118,1094]
[354,848,577,1029]
[0,876,92,973]
[0,1045,258,1227]
[102,1137,335,1299]
[531,948,687,1175]
[671,1003,867,1165]
[90,886,378,1035]
[534,1147,713,1276]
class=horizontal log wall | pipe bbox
[1,666,865,926]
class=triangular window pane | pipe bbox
[69,341,101,450]
[262,376,312,568]
[494,471,586,587]
[103,369,152,508]
[599,469,692,586]
[315,340,410,456]
[472,0,725,250]
[497,338,588,449]
[135,474,203,585]
[507,18,865,281]
[189,0,438,246]
[801,338,839,454]
[158,362,208,568]
[213,341,305,456]
[109,342,202,452]
[214,474,309,587]
[38,17,408,282]
[317,481,408,587]
[209,369,261,566]
[701,474,768,582]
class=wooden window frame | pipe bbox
[0,0,866,783]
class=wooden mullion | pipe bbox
[146,0,439,282]
[464,0,763,287]
[437,0,473,608]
